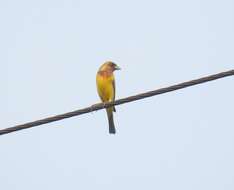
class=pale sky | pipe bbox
[3,0,234,189]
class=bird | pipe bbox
[96,61,121,134]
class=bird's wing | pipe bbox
[112,79,116,112]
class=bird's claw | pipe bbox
[91,102,107,113]
[102,102,107,109]
[91,103,99,113]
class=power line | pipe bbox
[2,69,234,136]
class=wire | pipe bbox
[2,69,234,136]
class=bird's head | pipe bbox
[99,61,121,72]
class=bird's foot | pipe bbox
[91,102,106,113]
[91,103,99,113]
[102,102,107,109]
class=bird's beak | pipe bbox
[114,65,121,70]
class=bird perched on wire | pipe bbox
[96,61,121,134]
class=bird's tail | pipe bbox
[106,108,116,134]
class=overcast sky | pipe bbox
[3,0,234,189]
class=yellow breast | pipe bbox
[96,74,114,102]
